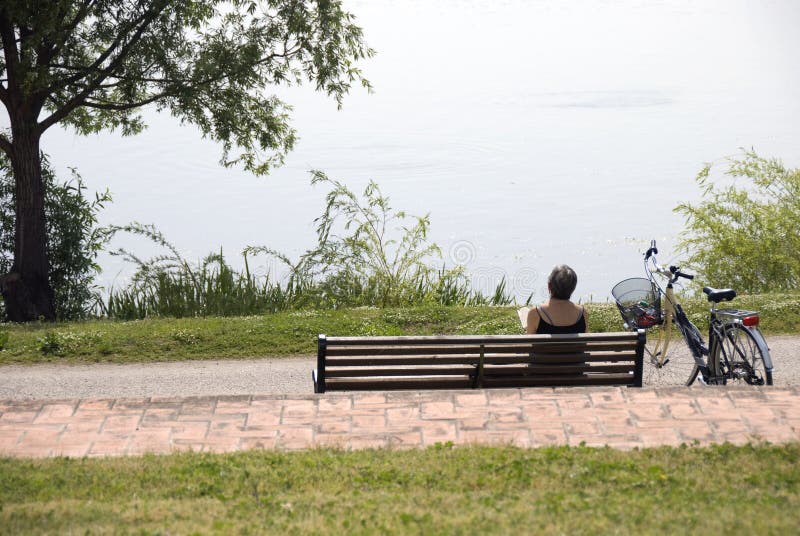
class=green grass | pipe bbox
[1,294,798,365]
[1,444,799,534]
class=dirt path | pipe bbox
[1,336,797,400]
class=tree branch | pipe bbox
[37,4,167,134]
[44,3,161,95]
[83,92,170,111]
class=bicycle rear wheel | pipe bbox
[642,324,701,387]
[717,324,773,386]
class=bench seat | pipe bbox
[313,331,645,392]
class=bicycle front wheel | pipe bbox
[717,324,773,386]
[643,324,701,387]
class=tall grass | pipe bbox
[106,176,514,319]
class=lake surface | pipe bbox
[30,0,800,301]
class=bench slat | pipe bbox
[325,333,638,345]
[324,341,637,356]
[326,364,635,378]
[324,373,636,391]
[326,352,637,367]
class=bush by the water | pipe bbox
[0,154,111,320]
[675,150,800,293]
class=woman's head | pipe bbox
[548,264,577,300]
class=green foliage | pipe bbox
[246,172,513,309]
[0,0,373,175]
[675,150,800,292]
[106,176,512,319]
[2,445,800,534]
[0,154,111,320]
[105,224,299,319]
[0,330,8,350]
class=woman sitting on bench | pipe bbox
[525,264,587,334]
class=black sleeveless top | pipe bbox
[535,305,586,334]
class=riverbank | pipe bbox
[0,296,798,366]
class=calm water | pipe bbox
[32,0,800,301]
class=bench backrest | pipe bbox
[313,331,645,393]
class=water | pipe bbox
[22,0,800,302]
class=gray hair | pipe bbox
[548,265,577,300]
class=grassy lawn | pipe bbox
[1,443,798,534]
[0,294,798,365]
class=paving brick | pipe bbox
[170,422,210,441]
[314,433,349,448]
[388,430,423,448]
[638,428,682,447]
[128,430,173,455]
[317,397,352,414]
[421,401,457,419]
[590,388,627,405]
[78,399,115,411]
[558,397,593,411]
[420,422,457,444]
[102,414,142,432]
[668,401,705,420]
[564,420,601,435]
[454,393,488,407]
[458,429,530,447]
[486,390,521,405]
[386,405,420,422]
[112,398,150,411]
[200,437,242,453]
[277,427,314,450]
[352,414,386,430]
[530,428,568,446]
[489,408,524,424]
[521,402,560,420]
[315,419,351,434]
[246,411,282,427]
[347,435,388,450]
[351,394,387,407]
[142,408,180,423]
[51,444,91,458]
[0,411,39,424]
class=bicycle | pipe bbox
[611,240,774,387]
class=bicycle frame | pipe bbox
[648,282,676,367]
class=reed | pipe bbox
[105,171,515,320]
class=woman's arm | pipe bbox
[526,307,540,334]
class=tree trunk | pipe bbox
[0,125,55,321]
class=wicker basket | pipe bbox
[611,277,662,330]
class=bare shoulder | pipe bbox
[526,306,540,334]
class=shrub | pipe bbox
[675,150,800,293]
[0,154,111,320]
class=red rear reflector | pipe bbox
[743,315,759,327]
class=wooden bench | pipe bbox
[313,331,646,393]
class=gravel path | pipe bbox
[1,336,797,400]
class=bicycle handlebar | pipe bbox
[643,239,695,282]
[644,239,658,260]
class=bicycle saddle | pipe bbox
[702,286,737,303]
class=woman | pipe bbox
[525,264,586,334]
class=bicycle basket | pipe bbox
[611,277,662,330]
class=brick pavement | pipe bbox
[1,386,798,458]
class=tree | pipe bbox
[675,150,800,293]
[0,153,111,319]
[0,0,372,321]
